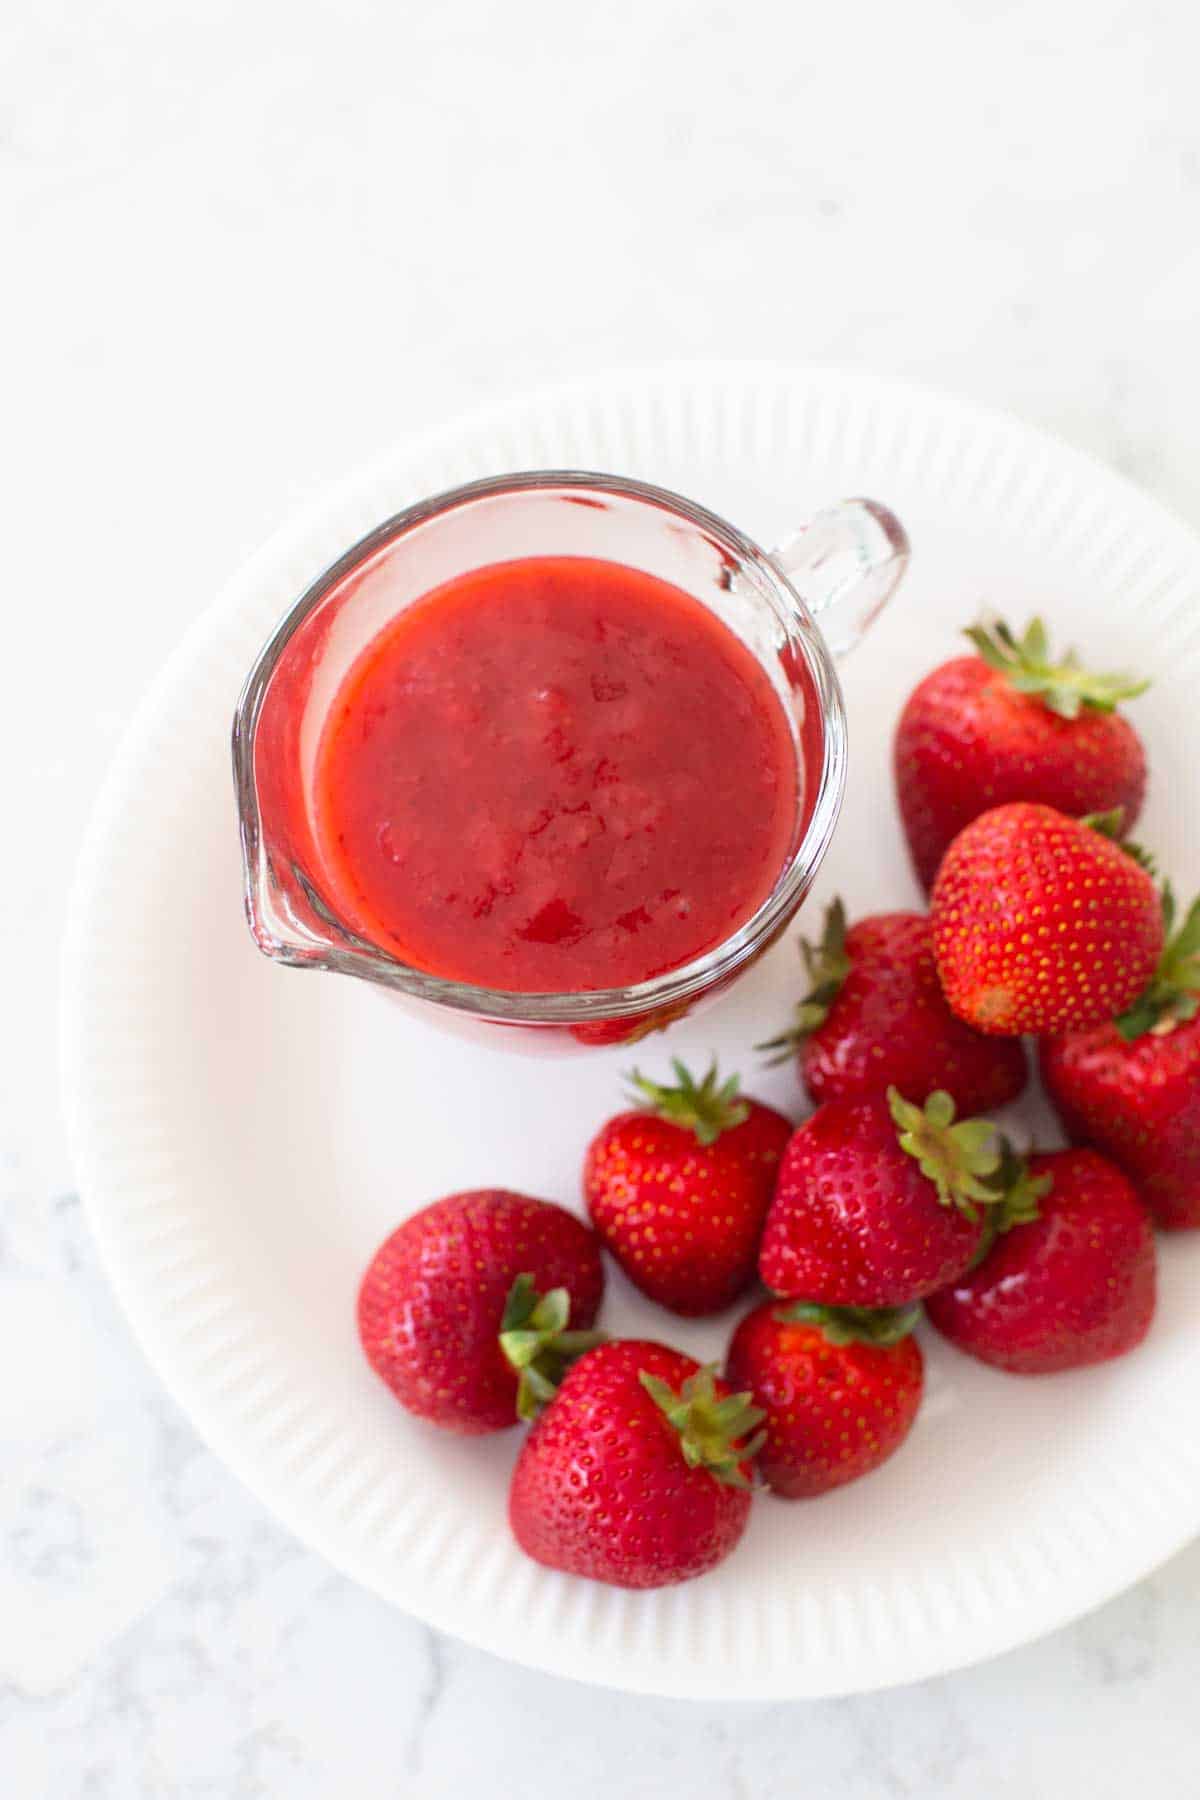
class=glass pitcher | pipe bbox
[233,471,908,1049]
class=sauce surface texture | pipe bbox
[313,556,806,991]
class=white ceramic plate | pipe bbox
[62,365,1200,1700]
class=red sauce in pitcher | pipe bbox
[312,556,812,992]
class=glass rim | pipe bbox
[232,468,848,1024]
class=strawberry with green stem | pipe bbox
[894,615,1148,889]
[509,1341,763,1588]
[357,1190,605,1433]
[760,899,1027,1113]
[926,1148,1156,1371]
[726,1298,925,1497]
[1041,885,1200,1229]
[584,1058,792,1315]
[759,1087,1040,1307]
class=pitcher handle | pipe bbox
[768,499,910,658]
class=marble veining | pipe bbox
[7,0,1200,1791]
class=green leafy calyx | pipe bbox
[758,898,852,1063]
[499,1274,606,1423]
[627,1058,750,1146]
[966,1139,1053,1267]
[988,1139,1052,1230]
[888,1087,1009,1223]
[639,1365,765,1489]
[773,1300,921,1347]
[1115,884,1200,1040]
[965,616,1149,720]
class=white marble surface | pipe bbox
[6,0,1200,1791]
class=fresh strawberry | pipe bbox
[726,1299,924,1497]
[759,1088,1041,1307]
[760,900,1027,1113]
[583,1059,791,1315]
[926,1149,1156,1372]
[930,803,1163,1035]
[894,617,1148,888]
[1041,887,1200,1228]
[508,1340,762,1588]
[357,1190,605,1433]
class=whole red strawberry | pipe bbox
[726,1299,924,1498]
[357,1190,605,1433]
[895,617,1148,889]
[508,1340,761,1588]
[761,900,1027,1113]
[930,804,1163,1035]
[584,1060,791,1315]
[1041,887,1200,1229]
[759,1088,1040,1307]
[926,1149,1156,1372]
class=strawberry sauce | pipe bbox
[312,556,808,992]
